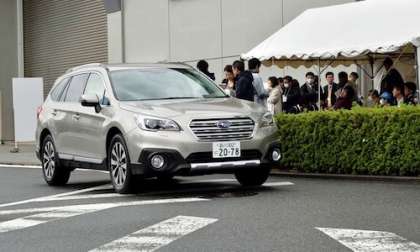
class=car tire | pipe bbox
[108,134,135,194]
[234,165,271,186]
[41,135,71,186]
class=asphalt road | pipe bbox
[0,165,419,252]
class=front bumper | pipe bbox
[132,143,281,177]
[125,125,280,177]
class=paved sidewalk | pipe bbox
[0,142,40,165]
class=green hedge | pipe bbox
[275,106,420,176]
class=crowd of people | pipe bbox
[195,57,418,114]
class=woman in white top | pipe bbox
[266,76,282,114]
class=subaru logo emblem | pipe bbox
[216,120,231,129]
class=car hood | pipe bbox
[119,98,267,120]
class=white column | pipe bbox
[107,11,124,63]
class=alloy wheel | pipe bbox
[110,142,127,187]
[43,141,55,180]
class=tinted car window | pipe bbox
[50,78,69,102]
[64,74,89,102]
[84,73,106,102]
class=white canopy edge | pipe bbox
[242,0,420,68]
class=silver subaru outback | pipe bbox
[35,63,281,193]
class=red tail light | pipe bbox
[37,106,43,119]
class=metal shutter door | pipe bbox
[23,0,108,97]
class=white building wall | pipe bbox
[169,0,222,61]
[221,0,283,58]
[119,0,357,86]
[124,0,169,63]
[107,11,123,63]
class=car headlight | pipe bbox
[260,112,274,127]
[135,115,181,131]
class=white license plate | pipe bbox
[212,141,241,158]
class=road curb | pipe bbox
[0,162,41,166]
[271,169,420,183]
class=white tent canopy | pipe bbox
[242,0,420,69]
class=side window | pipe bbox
[84,73,106,103]
[64,74,89,102]
[50,77,69,102]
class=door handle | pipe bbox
[72,114,80,120]
[51,110,57,116]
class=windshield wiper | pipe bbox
[136,97,198,101]
[203,95,230,98]
[158,97,198,100]
[134,96,227,101]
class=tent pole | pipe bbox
[317,58,321,110]
[369,55,374,91]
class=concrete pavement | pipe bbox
[0,166,419,251]
[0,142,39,165]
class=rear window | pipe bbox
[63,74,89,102]
[50,78,69,102]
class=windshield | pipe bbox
[109,68,227,101]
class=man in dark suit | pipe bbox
[232,60,255,102]
[380,57,404,95]
[321,72,339,109]
[300,72,319,111]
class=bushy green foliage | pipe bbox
[275,106,420,176]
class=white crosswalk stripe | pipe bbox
[90,216,218,252]
[0,198,209,233]
[0,178,293,234]
[0,180,294,207]
[0,203,114,233]
[0,184,112,209]
[316,227,420,252]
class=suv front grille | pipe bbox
[189,117,255,141]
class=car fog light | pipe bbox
[272,148,281,161]
[151,154,165,170]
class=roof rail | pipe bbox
[157,61,194,69]
[65,63,106,73]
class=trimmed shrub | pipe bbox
[275,106,420,176]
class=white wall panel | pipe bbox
[221,0,283,57]
[121,0,358,89]
[283,0,353,24]
[169,0,221,61]
[124,0,169,62]
[107,11,122,63]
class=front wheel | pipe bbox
[41,135,71,186]
[234,165,271,186]
[108,134,135,194]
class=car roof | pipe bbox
[66,62,192,74]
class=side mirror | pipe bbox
[81,94,101,113]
